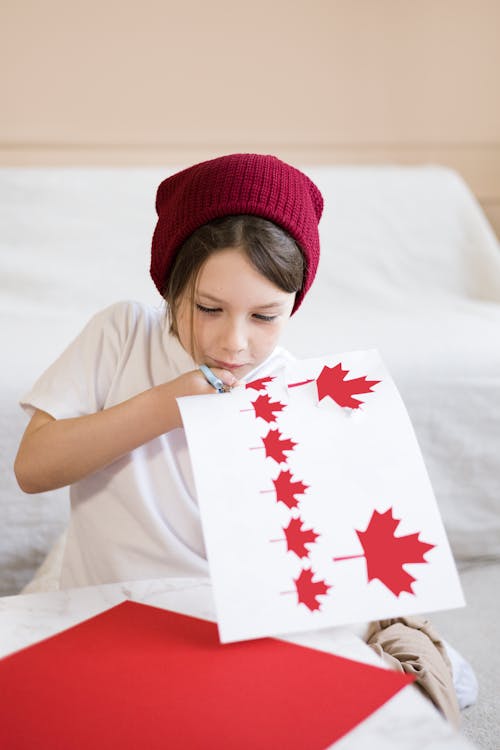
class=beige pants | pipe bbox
[366,616,460,727]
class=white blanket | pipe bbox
[1,165,500,598]
[284,166,500,561]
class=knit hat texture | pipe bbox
[150,153,323,312]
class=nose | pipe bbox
[220,317,247,355]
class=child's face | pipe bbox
[176,247,296,378]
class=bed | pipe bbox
[1,165,499,748]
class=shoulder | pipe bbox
[88,300,194,378]
[47,300,170,373]
[88,300,165,329]
[81,300,166,347]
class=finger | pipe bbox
[199,365,238,393]
[213,369,240,388]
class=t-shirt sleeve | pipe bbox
[20,302,133,420]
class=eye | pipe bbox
[253,313,278,322]
[196,303,221,315]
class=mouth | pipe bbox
[211,359,249,371]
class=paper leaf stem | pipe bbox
[287,378,315,388]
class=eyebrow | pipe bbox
[196,292,286,310]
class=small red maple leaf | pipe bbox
[272,470,309,509]
[251,394,286,423]
[283,517,319,558]
[316,363,380,408]
[262,428,297,464]
[294,568,331,611]
[334,508,435,596]
[245,376,275,392]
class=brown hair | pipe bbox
[163,215,305,340]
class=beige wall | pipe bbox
[2,0,499,237]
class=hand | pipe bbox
[167,367,240,399]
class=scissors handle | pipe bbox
[199,364,227,393]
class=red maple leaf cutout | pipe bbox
[316,363,380,408]
[262,428,297,464]
[294,568,331,611]
[245,376,275,392]
[251,393,286,423]
[334,508,435,596]
[272,470,309,509]
[284,517,319,558]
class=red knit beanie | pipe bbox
[150,153,323,313]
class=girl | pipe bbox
[14,153,470,723]
[14,153,321,588]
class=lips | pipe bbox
[211,359,248,371]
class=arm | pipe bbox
[14,368,237,494]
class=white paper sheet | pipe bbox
[178,350,464,643]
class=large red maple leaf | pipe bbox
[251,394,286,423]
[293,568,331,611]
[261,428,297,464]
[245,376,274,392]
[284,517,319,558]
[334,508,435,596]
[272,470,309,509]
[316,363,380,408]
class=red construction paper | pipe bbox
[0,600,414,749]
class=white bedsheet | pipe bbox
[284,166,500,560]
[1,165,500,598]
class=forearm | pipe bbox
[14,385,180,493]
[15,367,237,494]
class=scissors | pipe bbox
[199,364,231,394]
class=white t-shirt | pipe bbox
[21,300,293,589]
